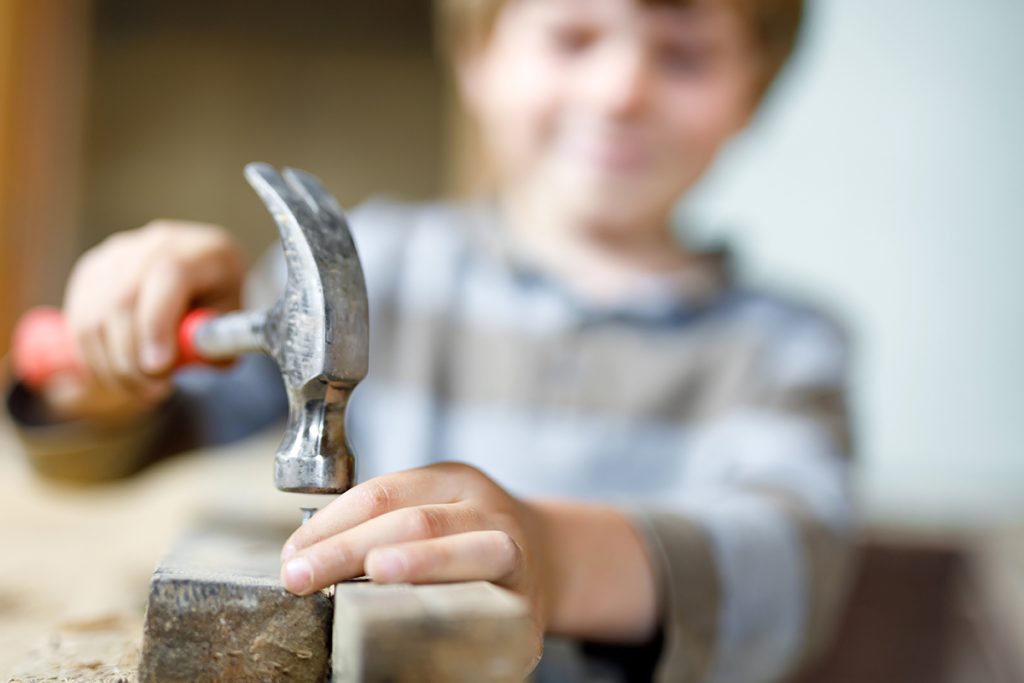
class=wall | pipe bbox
[681,0,1024,526]
[80,0,445,260]
[0,0,90,353]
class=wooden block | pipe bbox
[137,517,332,683]
[332,580,534,683]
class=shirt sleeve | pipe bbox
[631,309,856,683]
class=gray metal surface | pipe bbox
[191,309,266,360]
[193,163,368,494]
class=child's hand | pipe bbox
[280,462,550,661]
[44,220,246,421]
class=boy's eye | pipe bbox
[548,24,599,55]
[655,42,714,76]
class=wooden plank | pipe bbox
[333,580,534,683]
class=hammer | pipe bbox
[11,163,369,495]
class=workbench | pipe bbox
[0,422,297,678]
[1,416,536,682]
[4,417,1024,682]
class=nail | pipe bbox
[370,550,406,582]
[282,556,314,594]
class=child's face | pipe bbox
[460,0,759,231]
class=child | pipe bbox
[5,0,854,681]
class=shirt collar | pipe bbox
[460,197,733,325]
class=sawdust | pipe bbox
[6,612,140,683]
[0,422,330,678]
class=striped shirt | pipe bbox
[6,198,855,683]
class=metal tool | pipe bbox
[11,163,369,495]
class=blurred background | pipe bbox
[0,0,1021,680]
[682,0,1024,530]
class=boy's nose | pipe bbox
[581,45,652,119]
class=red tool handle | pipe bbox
[11,306,219,391]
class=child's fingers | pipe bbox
[47,221,242,422]
[134,258,190,375]
[133,236,244,375]
[105,309,163,396]
[364,530,523,585]
[280,502,486,595]
[75,320,122,394]
[105,310,137,381]
[282,467,465,558]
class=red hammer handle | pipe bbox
[11,306,219,391]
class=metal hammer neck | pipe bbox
[274,380,356,494]
[191,310,268,360]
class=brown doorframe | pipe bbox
[0,0,91,356]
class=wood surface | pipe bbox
[333,580,533,683]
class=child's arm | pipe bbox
[277,312,853,682]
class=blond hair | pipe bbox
[436,0,804,101]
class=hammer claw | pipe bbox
[241,162,368,495]
[283,167,345,226]
[245,162,314,221]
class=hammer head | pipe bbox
[244,163,368,494]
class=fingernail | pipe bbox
[140,342,170,373]
[370,550,406,582]
[282,556,314,594]
[281,543,297,562]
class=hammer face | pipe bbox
[275,379,357,493]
